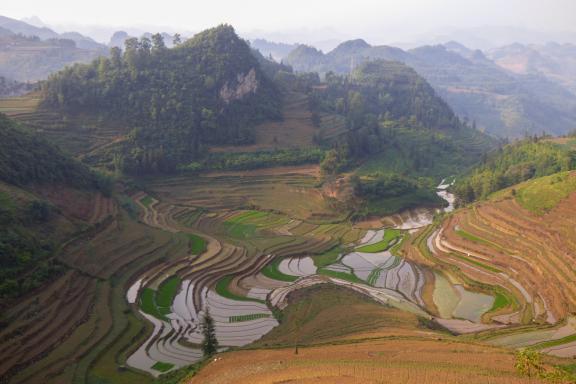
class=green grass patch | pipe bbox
[153,360,206,384]
[317,268,365,284]
[451,253,502,273]
[489,291,511,312]
[312,247,342,268]
[187,233,206,254]
[366,268,382,286]
[139,276,181,320]
[141,195,153,208]
[533,333,576,350]
[223,211,271,238]
[215,276,266,304]
[226,210,269,223]
[389,233,406,255]
[261,258,298,282]
[515,172,576,215]
[561,363,576,375]
[229,313,270,322]
[140,288,167,321]
[156,276,181,315]
[356,229,402,253]
[152,362,174,373]
[455,229,506,253]
[224,222,257,239]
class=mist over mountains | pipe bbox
[0,13,575,138]
[276,39,576,138]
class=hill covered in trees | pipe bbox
[41,25,283,174]
[303,60,494,215]
[454,135,576,204]
[284,40,576,138]
[309,60,494,174]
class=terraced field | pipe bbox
[143,168,347,222]
[3,160,575,383]
[117,173,529,378]
[418,171,576,355]
[0,94,128,157]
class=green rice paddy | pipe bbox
[261,258,298,282]
[356,229,402,253]
[229,313,271,323]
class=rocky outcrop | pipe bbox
[219,68,258,103]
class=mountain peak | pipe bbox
[330,39,371,55]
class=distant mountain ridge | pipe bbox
[0,14,107,82]
[488,42,576,95]
[284,39,576,138]
[0,15,105,50]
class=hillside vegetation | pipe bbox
[41,25,282,174]
[454,137,576,204]
[306,60,493,215]
[0,113,102,188]
[313,60,492,168]
[0,113,107,300]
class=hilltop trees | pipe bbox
[41,25,282,174]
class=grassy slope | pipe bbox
[514,171,576,214]
[252,284,422,347]
[188,284,560,384]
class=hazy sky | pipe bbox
[2,0,576,46]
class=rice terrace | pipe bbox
[1,4,576,384]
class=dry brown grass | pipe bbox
[253,285,424,348]
[189,338,548,384]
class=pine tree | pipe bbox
[201,309,218,357]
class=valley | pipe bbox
[0,20,575,384]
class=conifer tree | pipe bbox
[201,309,218,357]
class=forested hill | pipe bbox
[41,25,283,174]
[0,113,101,189]
[284,40,576,138]
[312,60,494,174]
[348,60,460,131]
